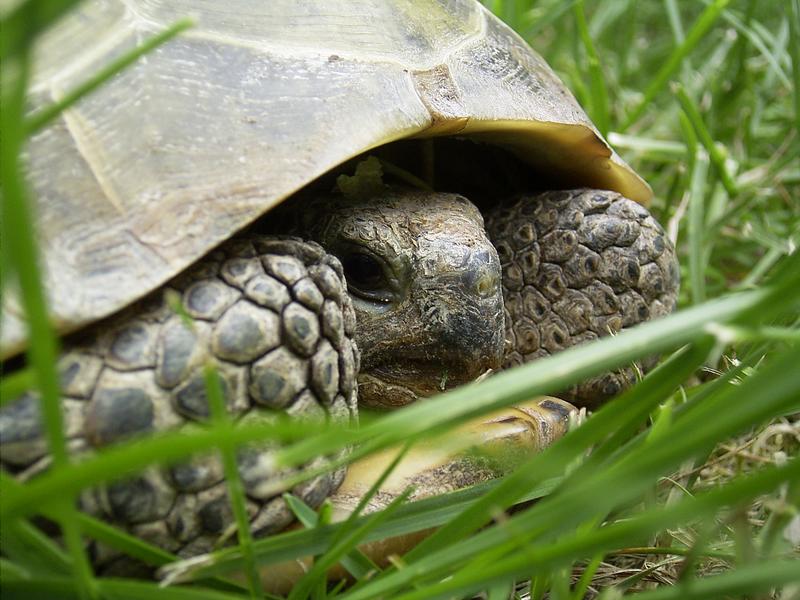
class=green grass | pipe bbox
[1,1,799,599]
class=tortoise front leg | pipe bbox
[0,237,359,574]
[485,189,680,408]
[251,396,577,596]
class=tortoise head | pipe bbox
[291,189,505,408]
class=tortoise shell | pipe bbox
[2,0,649,358]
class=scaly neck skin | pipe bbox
[284,188,506,407]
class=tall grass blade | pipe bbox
[0,0,84,61]
[2,577,253,600]
[0,34,95,600]
[686,149,709,305]
[0,519,71,576]
[674,83,739,196]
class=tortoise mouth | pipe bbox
[358,359,488,409]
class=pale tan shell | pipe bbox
[2,0,649,358]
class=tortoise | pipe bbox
[0,0,678,583]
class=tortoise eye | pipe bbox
[340,252,391,302]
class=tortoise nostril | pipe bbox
[475,272,498,298]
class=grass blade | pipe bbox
[283,494,379,582]
[288,488,413,600]
[0,368,34,407]
[1,578,250,600]
[663,0,685,43]
[204,365,263,599]
[0,34,95,600]
[0,0,83,61]
[686,148,710,306]
[0,519,71,576]
[674,83,739,197]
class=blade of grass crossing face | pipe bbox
[621,0,731,131]
[23,19,194,135]
[272,285,791,476]
[204,364,263,599]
